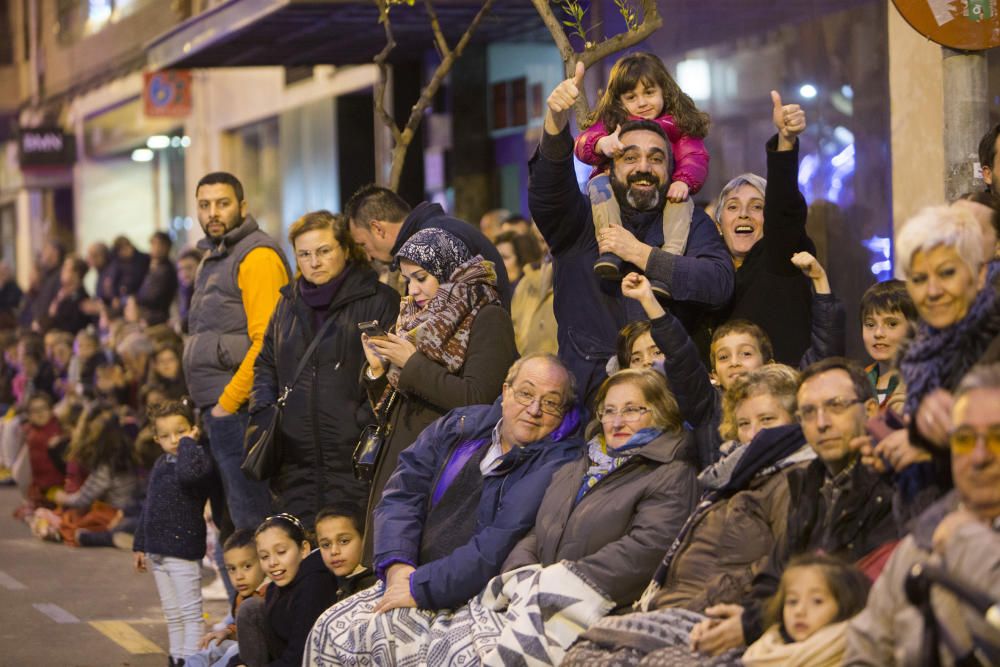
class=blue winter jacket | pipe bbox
[528,127,734,403]
[372,398,584,610]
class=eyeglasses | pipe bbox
[795,397,862,423]
[599,406,651,423]
[509,387,565,416]
[295,245,338,262]
[949,425,1000,456]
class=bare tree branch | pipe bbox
[423,0,451,59]
[531,0,662,125]
[373,0,403,153]
[387,0,496,189]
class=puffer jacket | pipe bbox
[503,429,698,608]
[251,263,399,525]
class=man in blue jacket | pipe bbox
[368,353,584,613]
[531,63,734,403]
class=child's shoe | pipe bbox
[594,253,624,280]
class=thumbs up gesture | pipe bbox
[545,61,586,135]
[596,125,624,158]
[771,90,806,150]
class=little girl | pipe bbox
[238,513,338,667]
[133,398,214,667]
[575,52,710,285]
[740,553,870,667]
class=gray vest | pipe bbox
[183,215,290,408]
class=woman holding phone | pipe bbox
[360,228,518,542]
[251,210,399,526]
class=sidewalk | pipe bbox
[0,486,228,666]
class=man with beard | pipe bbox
[183,171,290,529]
[530,63,733,403]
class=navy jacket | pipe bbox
[373,398,584,610]
[134,437,215,561]
[391,202,512,310]
[529,127,734,403]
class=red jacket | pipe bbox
[26,417,64,491]
[574,114,709,193]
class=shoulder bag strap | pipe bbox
[277,315,339,408]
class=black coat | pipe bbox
[251,264,399,526]
[135,259,178,325]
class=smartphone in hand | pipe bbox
[357,320,387,338]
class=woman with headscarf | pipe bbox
[361,227,518,529]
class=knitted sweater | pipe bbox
[133,437,215,561]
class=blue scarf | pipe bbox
[575,428,661,504]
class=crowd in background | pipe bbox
[0,50,999,667]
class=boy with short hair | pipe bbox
[314,504,375,600]
[187,529,268,667]
[859,280,917,407]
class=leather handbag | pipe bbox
[241,315,338,481]
[352,388,398,482]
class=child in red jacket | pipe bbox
[23,392,65,504]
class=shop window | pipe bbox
[491,77,529,131]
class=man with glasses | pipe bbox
[844,363,1000,665]
[689,357,901,657]
[323,354,583,631]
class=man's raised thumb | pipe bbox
[770,90,782,110]
[573,60,586,87]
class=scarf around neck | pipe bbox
[901,261,1000,420]
[383,256,499,392]
[575,428,661,503]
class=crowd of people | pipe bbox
[1,50,999,667]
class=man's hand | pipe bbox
[689,604,745,656]
[133,552,146,573]
[771,91,806,151]
[598,225,652,270]
[545,61,585,135]
[210,404,232,419]
[874,428,930,473]
[374,563,417,614]
[596,126,623,158]
[667,181,690,203]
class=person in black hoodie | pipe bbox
[239,513,337,667]
[135,231,179,326]
[251,210,399,527]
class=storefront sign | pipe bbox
[18,127,75,167]
[144,70,193,117]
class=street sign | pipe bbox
[893,0,1000,50]
[144,70,193,117]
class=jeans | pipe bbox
[183,638,238,667]
[148,554,203,660]
[203,408,272,530]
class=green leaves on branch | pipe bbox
[554,0,642,44]
[613,0,640,32]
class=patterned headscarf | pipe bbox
[395,229,471,283]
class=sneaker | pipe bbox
[594,252,624,281]
[0,466,15,486]
[201,574,229,601]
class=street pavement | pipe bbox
[0,486,228,666]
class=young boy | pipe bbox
[187,529,268,667]
[859,280,917,407]
[314,504,374,600]
[22,392,66,505]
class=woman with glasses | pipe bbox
[502,368,697,609]
[360,227,517,541]
[251,210,399,526]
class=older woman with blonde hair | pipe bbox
[251,210,400,526]
[502,368,698,609]
[895,203,1000,451]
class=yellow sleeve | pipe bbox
[217,247,290,413]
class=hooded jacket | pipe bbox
[373,399,585,611]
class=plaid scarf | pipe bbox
[384,256,500,392]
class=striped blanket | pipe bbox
[304,561,614,666]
